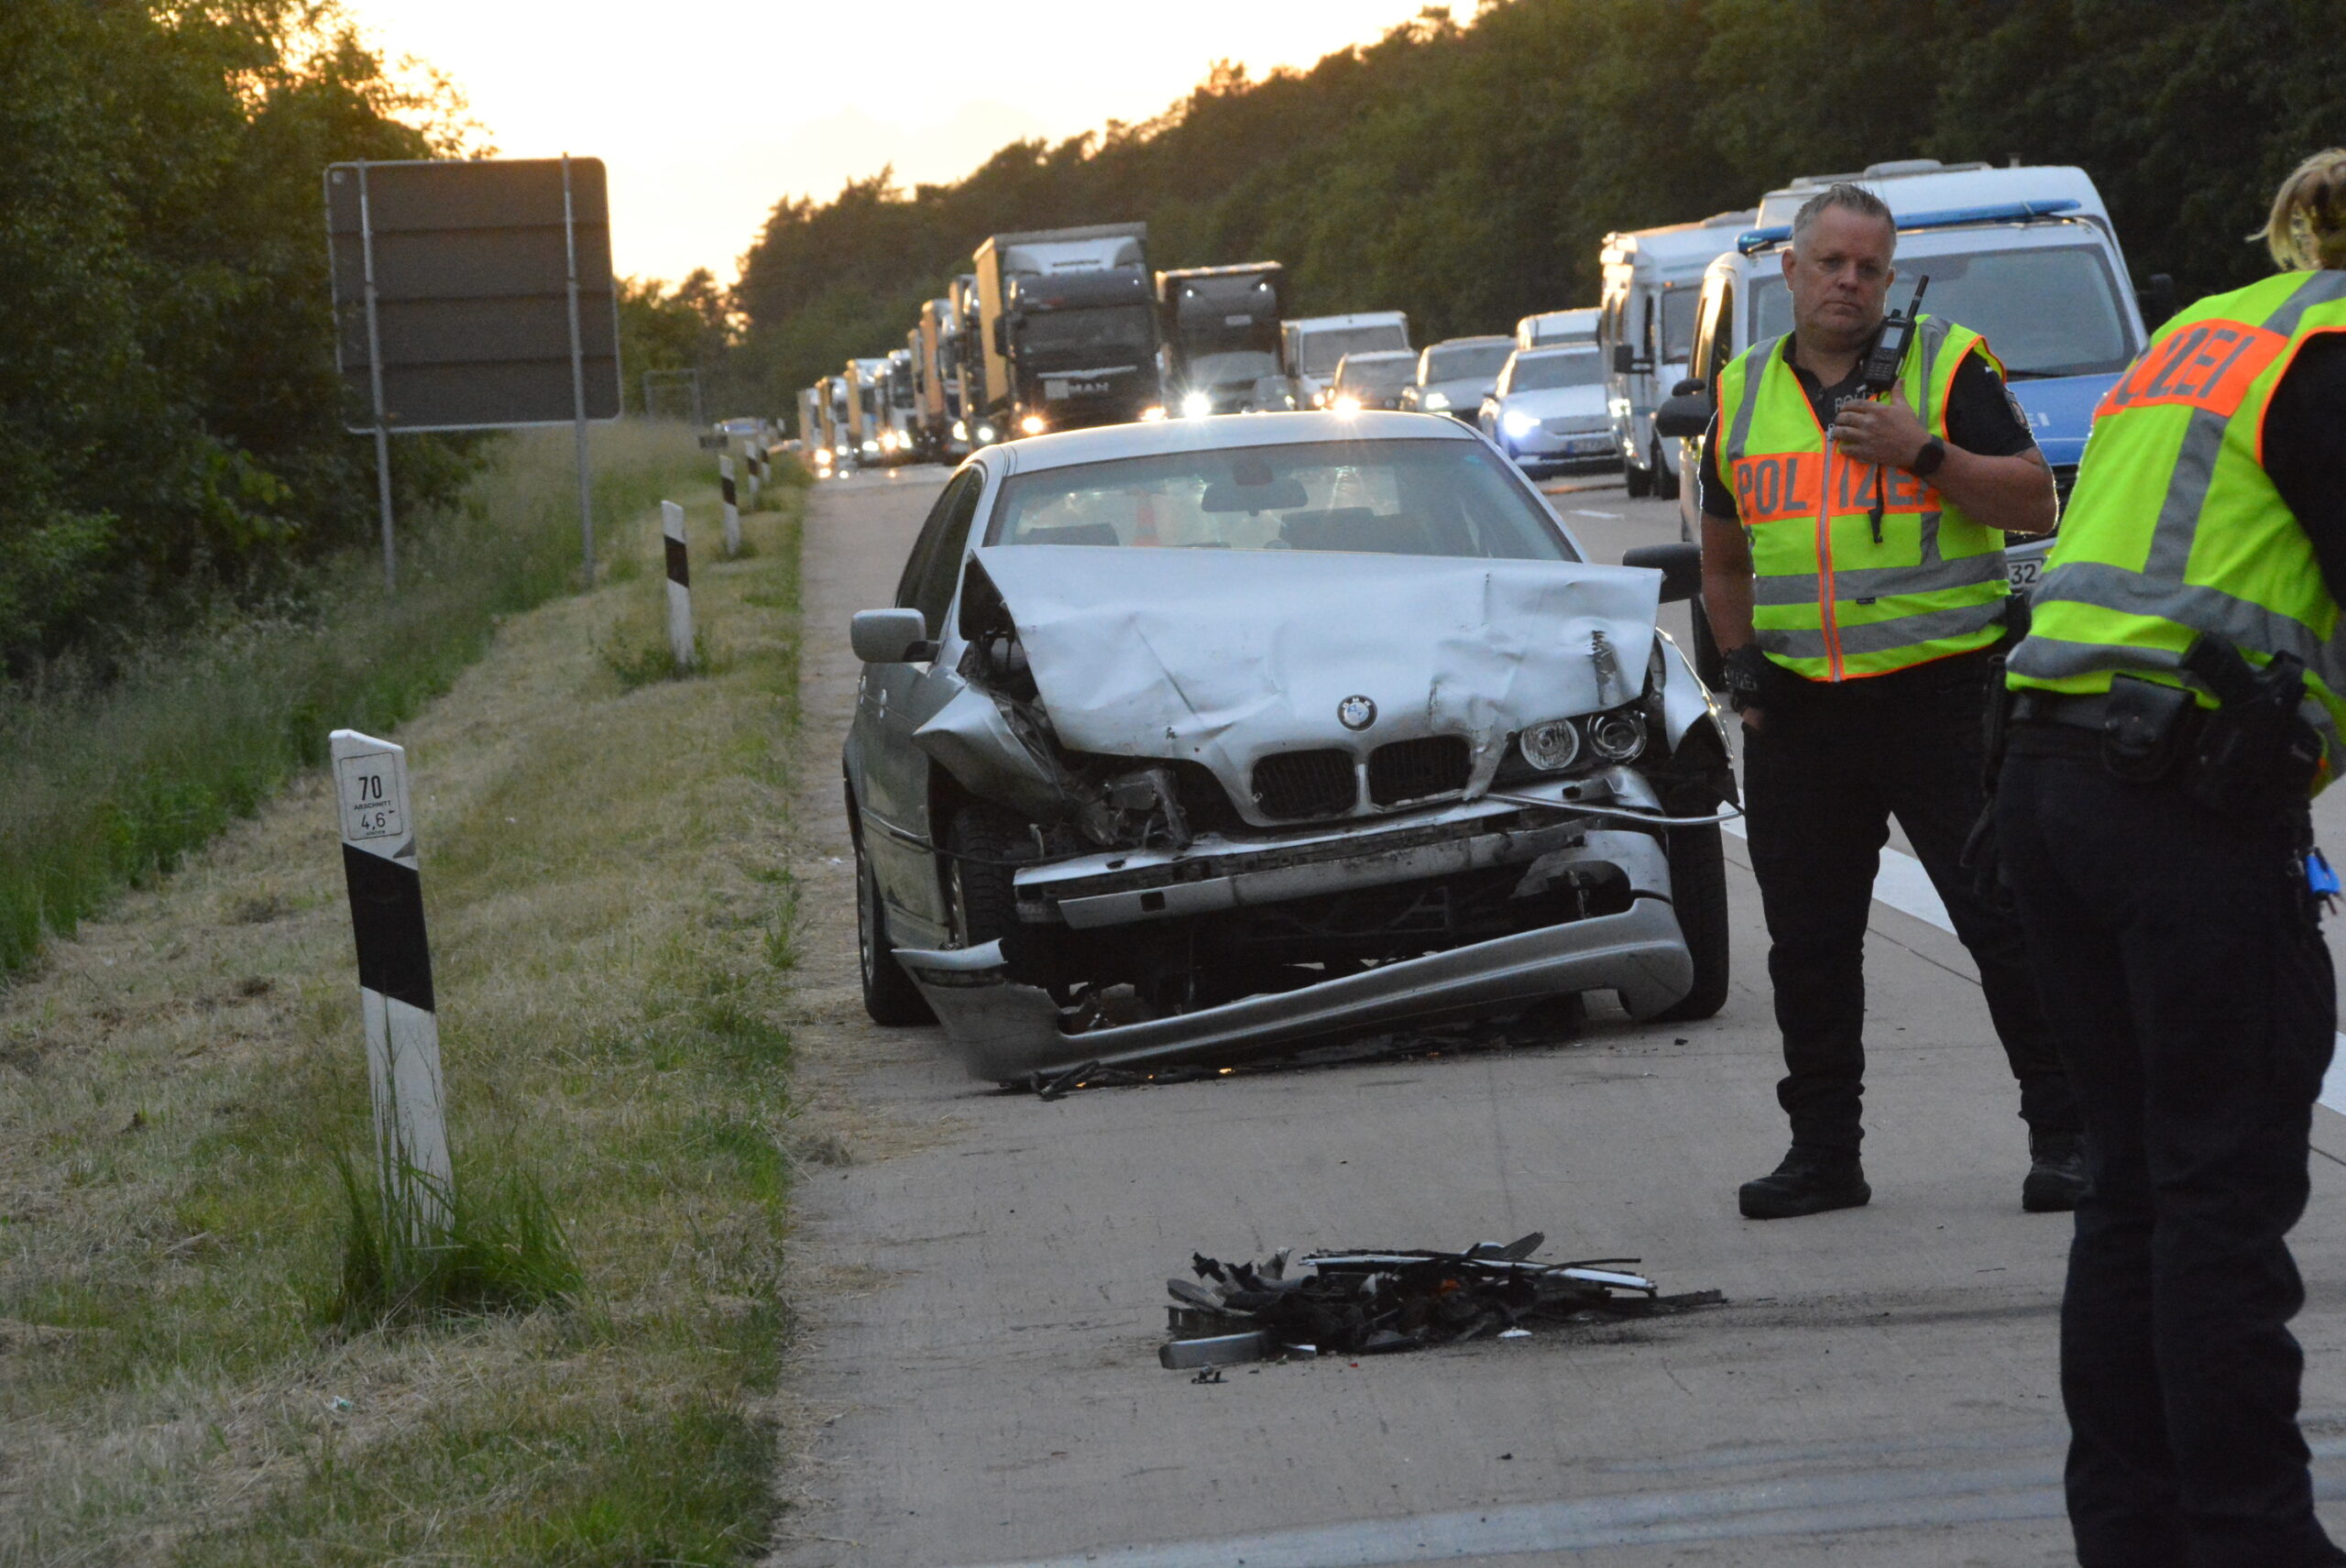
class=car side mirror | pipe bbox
[1620,542,1703,604]
[1653,390,1713,440]
[1611,343,1639,375]
[2136,272,2177,328]
[1671,377,1705,398]
[851,608,935,663]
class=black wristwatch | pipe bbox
[1909,436,1946,477]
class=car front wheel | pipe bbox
[857,826,935,1026]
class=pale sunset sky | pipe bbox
[341,2,1464,286]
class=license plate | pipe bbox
[2008,558,2042,590]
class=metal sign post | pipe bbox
[561,153,596,586]
[330,729,452,1243]
[356,163,397,594]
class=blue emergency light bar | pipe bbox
[1736,198,2084,255]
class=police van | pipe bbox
[1596,210,1754,499]
[1662,159,2166,678]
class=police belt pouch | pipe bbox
[2178,637,2321,813]
[2100,675,2195,782]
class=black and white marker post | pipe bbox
[662,499,694,673]
[718,454,740,557]
[744,441,762,505]
[331,729,453,1242]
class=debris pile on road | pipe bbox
[1159,1233,1724,1369]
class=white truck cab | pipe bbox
[1281,311,1411,409]
[1597,210,1754,499]
[1515,307,1599,349]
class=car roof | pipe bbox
[1427,334,1516,349]
[1515,343,1601,359]
[985,411,1477,476]
[1337,349,1416,364]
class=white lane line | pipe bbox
[1571,508,1620,519]
[1721,816,2346,1118]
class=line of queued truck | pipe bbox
[785,157,2174,521]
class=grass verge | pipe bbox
[0,421,715,981]
[0,462,809,1564]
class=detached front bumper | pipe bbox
[899,896,1689,1082]
[897,816,1696,1082]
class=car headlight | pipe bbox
[1519,718,1584,773]
[976,423,996,443]
[1331,394,1363,414]
[951,419,968,441]
[1180,391,1212,420]
[1019,414,1047,435]
[1138,405,1168,422]
[1422,390,1452,411]
[1500,409,1540,439]
[1586,709,1649,762]
[861,439,879,455]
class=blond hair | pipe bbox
[2258,148,2346,270]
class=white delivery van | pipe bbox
[1280,312,1411,408]
[1659,160,2154,681]
[1514,307,1599,349]
[1596,210,1753,499]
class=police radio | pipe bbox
[1859,275,1930,539]
[1859,275,1930,397]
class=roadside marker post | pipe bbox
[718,455,740,556]
[330,729,453,1242]
[744,441,762,505]
[662,500,694,672]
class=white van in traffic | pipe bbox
[1282,312,1411,408]
[1596,210,1753,499]
[1515,307,1599,349]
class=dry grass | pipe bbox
[0,456,811,1564]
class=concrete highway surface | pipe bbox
[767,461,2346,1567]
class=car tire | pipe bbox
[1624,458,1652,499]
[946,804,1061,991]
[857,827,935,1026]
[1653,821,1729,1022]
[1651,439,1681,501]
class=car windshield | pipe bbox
[1188,349,1279,388]
[1425,341,1515,382]
[1507,351,1606,391]
[1298,324,1409,375]
[1017,305,1155,364]
[1336,356,1415,391]
[1750,243,2135,378]
[1660,288,1700,363]
[985,439,1577,562]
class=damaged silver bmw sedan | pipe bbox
[844,411,1738,1082]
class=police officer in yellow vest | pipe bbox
[1697,182,2084,1219]
[1995,150,2346,1567]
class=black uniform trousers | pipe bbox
[1740,649,2080,1154]
[1998,738,2341,1568]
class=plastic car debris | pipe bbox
[1157,1233,1723,1367]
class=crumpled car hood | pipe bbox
[967,544,1662,780]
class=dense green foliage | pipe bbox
[730,0,2346,410]
[0,0,477,673]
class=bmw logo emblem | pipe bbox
[1338,695,1377,731]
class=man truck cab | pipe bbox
[1597,210,1754,499]
[1157,262,1288,416]
[1661,160,2154,682]
[844,356,891,466]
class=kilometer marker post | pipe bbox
[331,729,453,1244]
[662,499,694,673]
[718,455,740,557]
[744,441,762,505]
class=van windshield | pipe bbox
[1298,324,1409,375]
[1750,244,2135,378]
[1507,352,1606,390]
[1660,288,1701,363]
[1425,342,1515,382]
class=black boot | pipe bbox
[1738,1147,1870,1220]
[2023,1132,2088,1212]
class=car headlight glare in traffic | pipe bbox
[976,423,996,443]
[1519,718,1583,773]
[1586,710,1649,762]
[1180,391,1212,420]
[1500,409,1540,438]
[1330,394,1363,414]
[1019,414,1047,436]
[861,439,880,455]
[951,419,969,441]
[1421,390,1452,411]
[1138,405,1168,422]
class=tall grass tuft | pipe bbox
[0,422,707,981]
[329,1151,580,1327]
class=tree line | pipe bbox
[728,0,2343,416]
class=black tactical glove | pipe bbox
[1722,644,1775,714]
